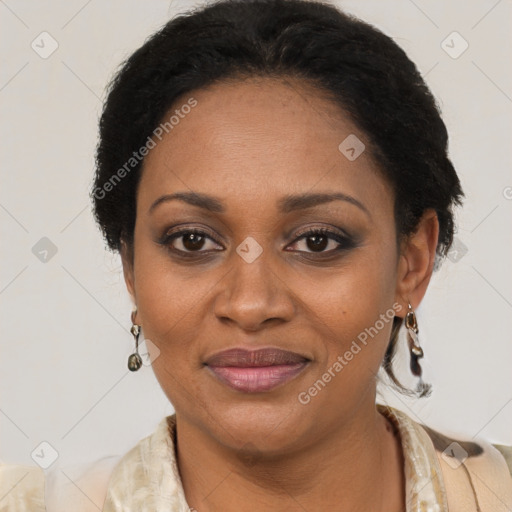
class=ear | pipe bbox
[394,209,439,315]
[120,239,136,302]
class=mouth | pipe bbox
[204,347,310,393]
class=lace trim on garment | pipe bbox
[378,404,449,512]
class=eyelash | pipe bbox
[158,226,356,258]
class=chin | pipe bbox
[203,398,311,454]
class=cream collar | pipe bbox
[102,405,448,511]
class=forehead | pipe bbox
[137,77,393,218]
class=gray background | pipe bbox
[1,0,511,469]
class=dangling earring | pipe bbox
[405,302,431,397]
[127,307,143,372]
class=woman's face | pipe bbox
[123,77,419,454]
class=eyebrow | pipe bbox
[148,191,370,217]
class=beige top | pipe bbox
[1,405,511,511]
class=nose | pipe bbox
[213,246,295,332]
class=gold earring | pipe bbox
[405,302,431,397]
[128,307,143,372]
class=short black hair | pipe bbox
[91,0,464,395]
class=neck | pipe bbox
[175,402,405,511]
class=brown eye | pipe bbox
[161,229,223,254]
[288,228,355,254]
[304,233,329,252]
[182,232,206,251]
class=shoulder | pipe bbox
[421,421,512,476]
[494,444,512,475]
[0,455,122,512]
[419,420,512,511]
[102,415,186,511]
[44,455,123,512]
[0,462,45,512]
[379,404,512,511]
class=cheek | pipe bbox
[315,244,397,323]
[309,243,399,374]
[133,234,210,325]
[131,248,204,369]
[134,255,207,410]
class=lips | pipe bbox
[205,348,308,367]
[204,348,310,393]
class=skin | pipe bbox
[121,76,439,511]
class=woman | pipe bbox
[1,0,511,510]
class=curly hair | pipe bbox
[91,0,464,395]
